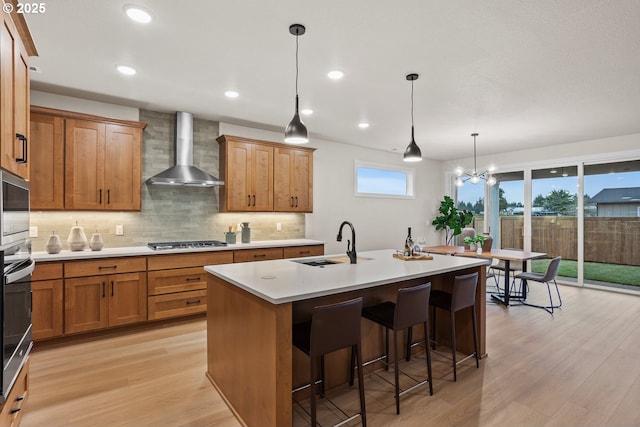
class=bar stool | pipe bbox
[358,282,433,414]
[429,272,479,381]
[292,297,366,427]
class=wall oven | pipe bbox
[1,171,30,249]
[0,171,32,403]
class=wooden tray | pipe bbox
[393,253,433,261]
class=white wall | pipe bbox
[31,91,139,121]
[219,123,445,255]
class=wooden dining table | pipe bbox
[421,245,547,306]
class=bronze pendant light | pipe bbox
[403,73,422,162]
[284,24,309,144]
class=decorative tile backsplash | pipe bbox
[29,110,306,251]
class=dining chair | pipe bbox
[514,256,563,314]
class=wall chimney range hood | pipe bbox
[147,112,224,187]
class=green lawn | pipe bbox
[531,259,640,287]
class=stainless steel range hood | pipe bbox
[147,112,224,187]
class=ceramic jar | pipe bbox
[225,232,237,244]
[67,223,88,251]
[89,232,104,251]
[460,227,476,249]
[46,232,62,254]
[241,222,251,244]
[481,232,493,252]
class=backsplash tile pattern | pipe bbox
[29,110,306,251]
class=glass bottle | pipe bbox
[405,227,414,256]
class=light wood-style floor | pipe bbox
[21,284,640,427]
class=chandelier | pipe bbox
[455,133,496,186]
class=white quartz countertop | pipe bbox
[31,239,324,262]
[204,249,488,304]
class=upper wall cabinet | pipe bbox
[217,135,315,213]
[30,106,146,211]
[0,8,33,180]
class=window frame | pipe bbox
[353,160,415,199]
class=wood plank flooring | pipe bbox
[21,284,640,427]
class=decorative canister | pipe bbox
[46,231,62,254]
[481,232,493,252]
[89,231,104,251]
[241,222,251,244]
[225,232,237,244]
[67,222,88,251]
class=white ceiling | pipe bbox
[25,0,640,161]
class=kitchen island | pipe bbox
[205,249,487,427]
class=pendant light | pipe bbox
[454,133,497,186]
[284,24,309,144]
[403,73,422,162]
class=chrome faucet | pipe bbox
[336,221,357,264]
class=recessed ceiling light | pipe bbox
[124,5,152,23]
[327,70,344,80]
[358,122,369,129]
[225,90,239,98]
[116,65,136,75]
[301,109,313,115]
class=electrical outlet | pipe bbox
[116,224,124,236]
[276,223,282,231]
[29,226,38,237]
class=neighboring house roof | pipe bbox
[588,187,640,204]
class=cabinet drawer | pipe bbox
[148,267,207,296]
[147,251,233,271]
[148,290,207,320]
[33,262,63,281]
[0,358,28,427]
[233,247,283,263]
[64,257,147,278]
[283,245,324,259]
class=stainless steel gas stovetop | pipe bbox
[147,240,228,250]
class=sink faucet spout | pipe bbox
[337,221,357,264]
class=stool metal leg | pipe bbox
[450,310,457,382]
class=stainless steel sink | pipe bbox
[293,258,340,267]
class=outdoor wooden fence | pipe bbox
[472,216,640,266]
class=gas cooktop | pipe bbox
[147,240,228,250]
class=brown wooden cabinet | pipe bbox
[30,112,65,209]
[274,147,313,212]
[64,257,147,334]
[147,252,233,320]
[233,247,284,263]
[217,135,314,213]
[218,135,274,212]
[282,244,324,259]
[0,358,28,427]
[29,106,146,211]
[0,8,31,180]
[32,262,64,340]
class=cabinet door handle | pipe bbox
[107,189,110,204]
[98,265,117,270]
[99,189,102,204]
[295,196,299,207]
[15,133,27,164]
[299,250,310,255]
[248,195,251,206]
[252,195,256,206]
[102,282,106,298]
[291,196,294,207]
[186,300,201,305]
[111,280,114,296]
[253,254,267,258]
[185,276,201,282]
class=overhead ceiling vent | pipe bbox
[147,112,224,187]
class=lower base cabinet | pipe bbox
[148,289,207,320]
[31,263,64,340]
[0,358,29,427]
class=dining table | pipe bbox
[420,245,547,306]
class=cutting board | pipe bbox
[393,253,434,261]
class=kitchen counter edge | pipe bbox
[31,239,325,262]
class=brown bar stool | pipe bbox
[358,282,433,414]
[429,272,479,381]
[292,296,366,427]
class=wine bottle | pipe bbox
[405,227,414,256]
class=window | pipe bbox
[354,161,414,198]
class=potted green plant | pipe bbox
[432,195,474,245]
[463,235,486,252]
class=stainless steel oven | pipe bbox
[1,171,30,249]
[1,240,33,402]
